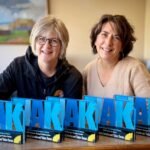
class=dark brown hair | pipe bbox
[90,14,136,58]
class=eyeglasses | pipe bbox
[37,36,60,47]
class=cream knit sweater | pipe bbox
[83,56,150,98]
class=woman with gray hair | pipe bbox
[0,15,82,99]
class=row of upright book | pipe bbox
[0,95,149,144]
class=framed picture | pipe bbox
[0,0,50,45]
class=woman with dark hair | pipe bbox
[83,14,150,98]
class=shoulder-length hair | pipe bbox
[90,14,136,58]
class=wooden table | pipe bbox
[0,135,150,150]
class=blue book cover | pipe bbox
[84,95,136,141]
[0,100,25,144]
[12,97,65,143]
[135,96,150,136]
[64,98,99,142]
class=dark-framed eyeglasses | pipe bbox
[37,36,60,47]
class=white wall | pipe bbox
[0,0,147,72]
[0,45,27,73]
[144,0,150,59]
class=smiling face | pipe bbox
[35,31,61,66]
[95,22,122,63]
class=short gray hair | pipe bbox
[29,15,69,59]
